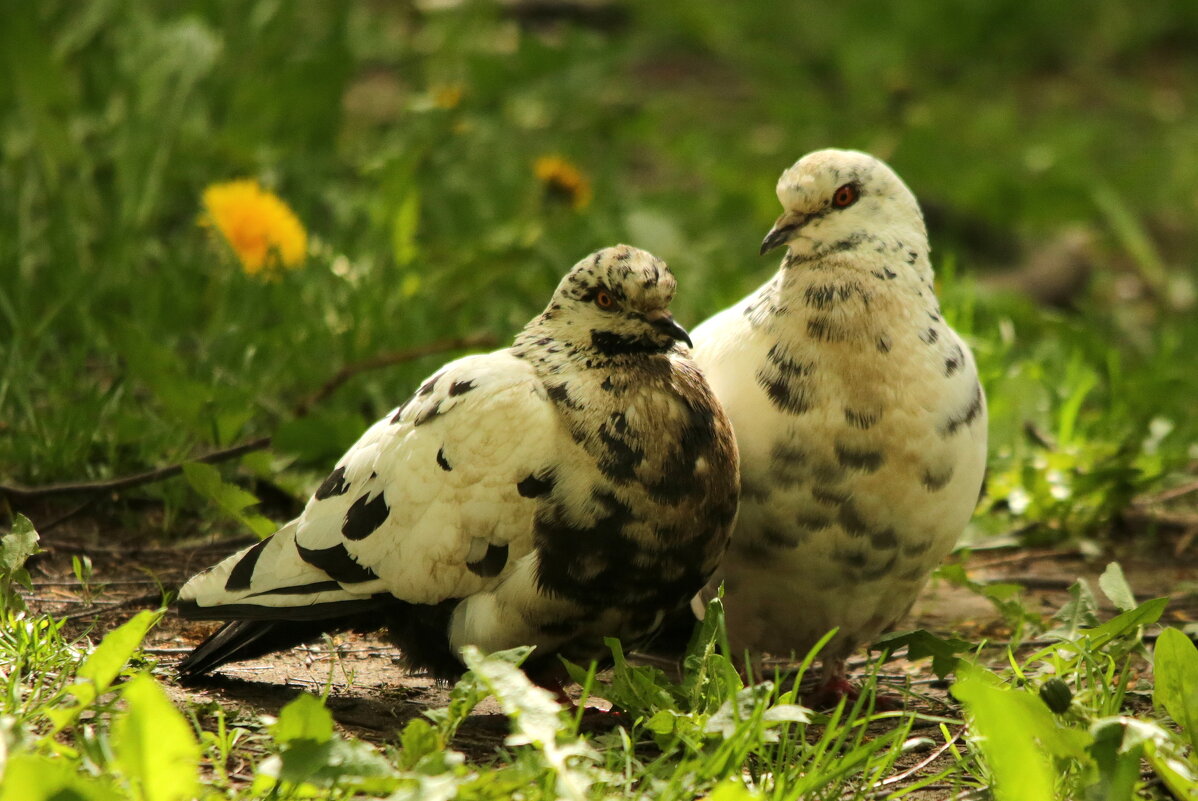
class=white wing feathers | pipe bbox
[178,351,560,614]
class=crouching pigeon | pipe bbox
[689,150,987,699]
[176,245,740,689]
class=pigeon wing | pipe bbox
[177,351,560,619]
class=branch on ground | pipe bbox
[291,331,497,415]
[0,437,273,502]
[0,332,498,504]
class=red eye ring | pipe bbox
[595,290,614,309]
[832,183,858,209]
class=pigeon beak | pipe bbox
[760,213,801,255]
[647,310,693,348]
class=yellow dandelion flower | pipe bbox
[201,179,307,275]
[432,84,464,109]
[534,155,592,211]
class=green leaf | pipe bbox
[272,692,334,745]
[47,609,161,731]
[269,739,398,791]
[762,704,812,725]
[1,514,41,574]
[1050,579,1100,639]
[77,609,160,690]
[952,667,1091,801]
[681,594,744,714]
[396,718,441,769]
[1,514,43,611]
[1142,738,1198,800]
[252,689,397,790]
[183,461,256,512]
[258,693,397,792]
[1153,627,1198,750]
[459,646,569,750]
[707,779,763,801]
[113,674,200,801]
[183,462,276,539]
[1091,717,1198,800]
[952,679,1056,801]
[0,753,121,801]
[873,629,972,678]
[1098,562,1136,612]
[601,636,680,715]
[460,646,598,800]
[1087,719,1142,801]
[1083,597,1168,651]
[705,683,774,739]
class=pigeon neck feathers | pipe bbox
[513,245,688,368]
[744,249,942,348]
[746,150,941,343]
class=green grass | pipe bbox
[2,1,1198,798]
[3,520,1197,800]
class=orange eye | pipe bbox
[832,183,858,208]
[594,290,614,309]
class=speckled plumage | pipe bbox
[690,150,987,684]
[177,245,739,683]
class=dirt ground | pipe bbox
[14,498,1198,794]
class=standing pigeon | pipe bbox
[689,150,987,698]
[177,245,740,688]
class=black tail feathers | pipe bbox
[175,596,469,682]
[176,599,392,681]
[179,618,344,680]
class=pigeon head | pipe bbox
[536,245,691,357]
[760,149,928,264]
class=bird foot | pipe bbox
[538,670,628,731]
[803,676,902,711]
[575,704,628,733]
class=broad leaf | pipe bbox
[600,637,679,715]
[873,629,972,678]
[1084,597,1168,651]
[1087,719,1142,801]
[113,674,200,801]
[1050,579,1099,639]
[183,462,275,538]
[0,753,121,801]
[1098,562,1137,612]
[272,693,334,745]
[1,514,43,612]
[259,693,397,792]
[47,609,161,731]
[1153,627,1198,750]
[1,514,41,575]
[952,668,1090,801]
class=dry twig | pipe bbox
[0,332,497,506]
[292,332,496,416]
[0,438,272,502]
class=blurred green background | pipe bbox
[2,0,1196,545]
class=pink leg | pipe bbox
[532,663,626,731]
[802,659,901,711]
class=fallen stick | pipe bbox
[0,332,498,504]
[0,438,271,502]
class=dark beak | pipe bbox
[760,213,801,255]
[647,310,693,348]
